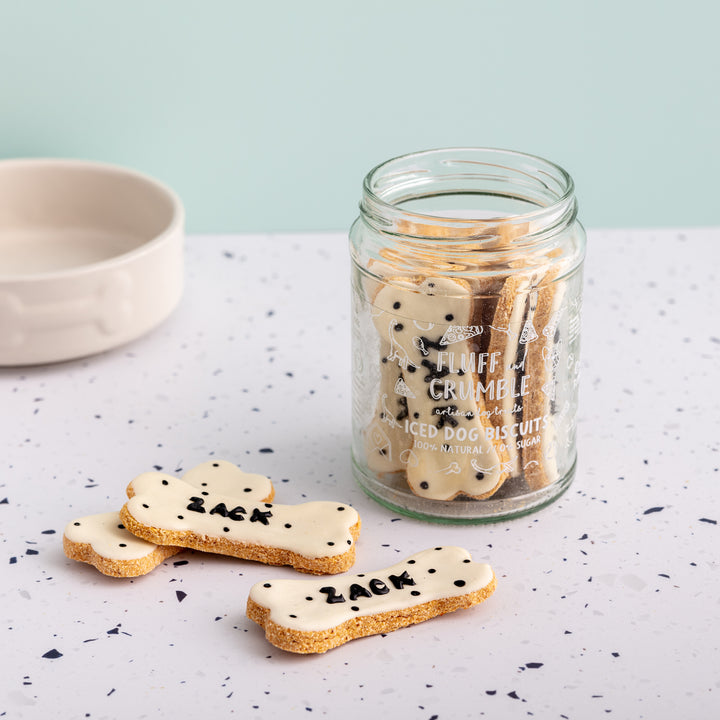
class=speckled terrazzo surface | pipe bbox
[1,229,719,719]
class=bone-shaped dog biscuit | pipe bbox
[247,546,496,653]
[371,276,508,500]
[120,473,360,575]
[63,511,182,578]
[63,460,275,577]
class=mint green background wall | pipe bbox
[1,1,717,233]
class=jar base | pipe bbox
[351,455,576,524]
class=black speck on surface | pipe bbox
[526,662,544,669]
[699,517,717,524]
[643,507,664,515]
[41,529,56,534]
[176,590,187,602]
[26,549,39,555]
[0,497,8,504]
[259,448,274,454]
[173,560,189,567]
[42,649,62,659]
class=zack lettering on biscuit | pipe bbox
[119,472,361,575]
[63,460,275,578]
[247,546,496,654]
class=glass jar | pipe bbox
[349,148,586,523]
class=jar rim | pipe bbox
[361,147,577,241]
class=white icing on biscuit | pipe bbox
[123,473,359,560]
[64,511,161,561]
[249,546,494,632]
[178,459,274,500]
[64,460,274,564]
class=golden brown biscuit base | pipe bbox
[246,573,497,654]
[484,272,534,477]
[118,505,361,575]
[62,534,182,578]
[520,279,565,490]
[484,262,566,490]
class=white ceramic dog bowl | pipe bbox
[0,159,184,365]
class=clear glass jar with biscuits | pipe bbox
[349,148,586,523]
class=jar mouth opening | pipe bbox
[361,147,576,242]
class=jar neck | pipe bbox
[360,147,578,251]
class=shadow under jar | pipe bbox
[349,148,586,523]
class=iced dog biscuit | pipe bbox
[247,546,496,654]
[371,276,509,500]
[120,473,361,575]
[63,460,275,577]
[63,512,182,578]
